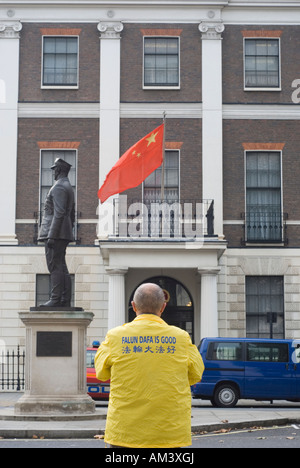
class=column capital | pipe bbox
[0,21,22,39]
[105,266,128,276]
[97,21,123,39]
[197,267,221,276]
[198,21,224,40]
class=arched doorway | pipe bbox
[128,276,194,342]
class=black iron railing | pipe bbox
[0,346,25,391]
[242,208,288,244]
[112,198,215,239]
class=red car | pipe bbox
[86,341,110,400]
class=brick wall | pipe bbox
[19,23,100,103]
[120,118,202,202]
[120,23,202,103]
[223,25,300,104]
[16,118,99,245]
[223,119,300,247]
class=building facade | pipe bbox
[1,0,300,351]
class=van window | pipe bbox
[207,342,242,361]
[246,343,288,362]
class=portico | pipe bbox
[100,239,226,344]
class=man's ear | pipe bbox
[158,302,167,317]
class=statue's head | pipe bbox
[51,158,72,180]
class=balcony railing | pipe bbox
[242,207,288,244]
[111,197,215,240]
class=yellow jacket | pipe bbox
[95,314,204,448]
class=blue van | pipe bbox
[191,338,300,407]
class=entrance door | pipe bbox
[128,276,194,342]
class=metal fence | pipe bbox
[0,346,25,391]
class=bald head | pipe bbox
[132,283,166,316]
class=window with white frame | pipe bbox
[246,151,282,242]
[244,38,280,89]
[144,150,179,202]
[40,150,76,214]
[144,37,180,88]
[246,276,284,339]
[42,36,79,87]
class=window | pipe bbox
[42,36,78,87]
[246,342,288,362]
[244,38,280,89]
[144,37,179,88]
[246,276,284,339]
[40,150,76,214]
[39,149,77,239]
[144,150,179,202]
[36,274,75,307]
[86,349,97,368]
[207,342,243,361]
[246,151,282,243]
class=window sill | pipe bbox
[143,86,180,90]
[244,87,282,92]
[41,86,79,90]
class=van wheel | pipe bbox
[212,384,239,408]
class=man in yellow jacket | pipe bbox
[95,283,205,448]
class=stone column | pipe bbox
[0,21,22,245]
[199,21,225,239]
[106,267,128,329]
[199,268,220,338]
[97,22,123,239]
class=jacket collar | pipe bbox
[133,314,165,324]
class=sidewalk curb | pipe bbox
[1,417,299,440]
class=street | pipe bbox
[0,425,300,449]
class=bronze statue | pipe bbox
[38,158,75,307]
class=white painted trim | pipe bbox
[18,102,100,118]
[17,102,300,120]
[18,101,202,118]
[223,104,300,119]
[121,102,202,118]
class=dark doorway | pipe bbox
[128,276,194,342]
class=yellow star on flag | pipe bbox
[146,131,158,147]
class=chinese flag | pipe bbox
[98,124,164,203]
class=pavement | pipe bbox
[1,392,300,439]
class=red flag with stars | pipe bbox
[98,124,164,203]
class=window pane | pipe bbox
[43,37,56,53]
[247,343,288,362]
[208,342,242,361]
[55,38,67,53]
[144,38,156,54]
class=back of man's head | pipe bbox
[133,283,165,315]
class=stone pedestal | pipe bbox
[15,307,95,415]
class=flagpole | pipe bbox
[161,111,166,202]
